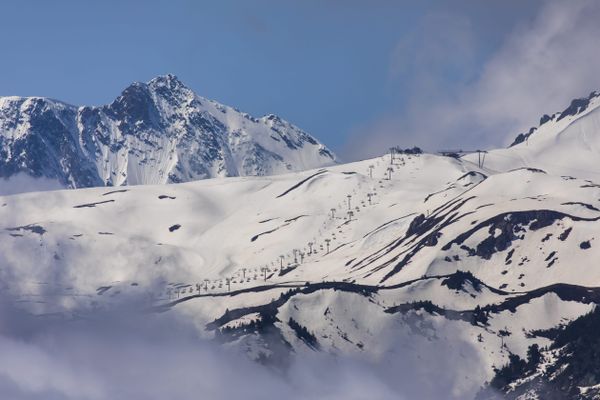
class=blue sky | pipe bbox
[2,0,599,160]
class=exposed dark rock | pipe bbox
[539,114,552,125]
[562,202,600,212]
[6,224,46,235]
[73,199,115,208]
[251,227,279,242]
[509,127,536,147]
[276,170,327,198]
[558,227,573,241]
[102,189,128,196]
[441,270,482,292]
[442,210,594,260]
[556,95,593,122]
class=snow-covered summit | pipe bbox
[0,74,336,189]
[465,90,600,180]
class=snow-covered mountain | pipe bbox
[0,74,335,189]
[464,90,600,181]
[3,90,600,399]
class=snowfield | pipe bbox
[3,89,600,399]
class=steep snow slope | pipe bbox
[0,74,335,190]
[2,150,600,398]
[465,91,600,181]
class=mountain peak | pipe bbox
[147,73,187,92]
[0,75,336,188]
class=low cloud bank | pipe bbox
[0,286,490,399]
[0,173,64,196]
[0,304,392,400]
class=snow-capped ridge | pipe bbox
[0,74,336,190]
[510,90,600,147]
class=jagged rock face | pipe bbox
[0,74,336,188]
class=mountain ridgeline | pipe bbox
[0,74,335,188]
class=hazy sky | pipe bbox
[1,0,599,160]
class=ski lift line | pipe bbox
[170,178,376,295]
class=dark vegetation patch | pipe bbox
[169,272,600,369]
[158,195,176,200]
[215,312,292,368]
[98,231,114,235]
[385,300,489,326]
[202,282,377,335]
[580,240,591,249]
[480,305,600,400]
[169,224,181,232]
[288,318,319,349]
[526,326,564,341]
[73,199,115,208]
[478,345,542,399]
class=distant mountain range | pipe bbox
[0,74,335,189]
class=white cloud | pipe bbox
[0,286,487,400]
[0,174,64,196]
[343,0,600,159]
